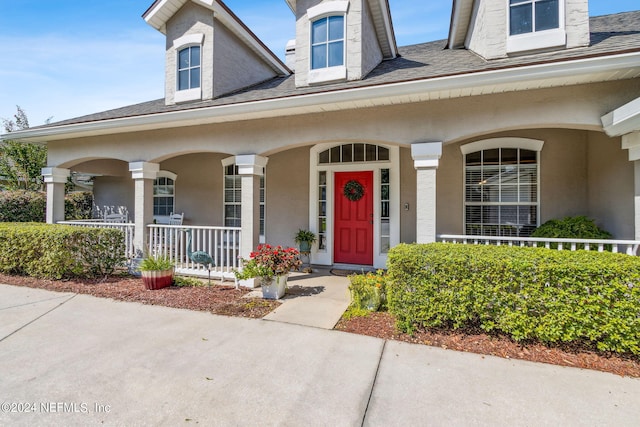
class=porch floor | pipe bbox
[250,267,351,330]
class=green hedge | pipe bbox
[65,191,93,220]
[0,190,45,222]
[387,243,640,355]
[0,190,94,222]
[0,223,126,279]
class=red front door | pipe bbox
[334,171,374,265]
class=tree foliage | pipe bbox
[1,106,48,191]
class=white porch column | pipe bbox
[42,167,70,224]
[411,142,442,243]
[623,132,640,240]
[129,162,159,256]
[236,155,268,259]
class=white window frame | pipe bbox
[153,170,177,224]
[222,158,242,229]
[307,1,349,85]
[309,143,399,269]
[174,33,203,102]
[461,138,544,237]
[506,0,565,54]
[221,157,266,242]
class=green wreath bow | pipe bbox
[343,180,365,202]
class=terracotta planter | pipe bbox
[260,274,288,300]
[141,268,174,290]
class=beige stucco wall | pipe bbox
[587,132,634,238]
[159,153,226,226]
[435,128,633,238]
[164,3,278,104]
[212,18,278,97]
[466,0,507,60]
[165,2,215,104]
[47,78,639,241]
[48,80,640,169]
[264,147,311,246]
[399,147,417,243]
[72,160,133,219]
[93,177,135,219]
[436,143,464,235]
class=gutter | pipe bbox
[4,51,640,144]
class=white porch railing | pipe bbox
[58,220,136,259]
[438,234,640,256]
[148,224,242,280]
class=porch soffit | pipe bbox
[5,51,640,145]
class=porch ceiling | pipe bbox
[5,51,640,144]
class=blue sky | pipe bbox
[0,0,638,127]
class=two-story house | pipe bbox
[4,0,640,275]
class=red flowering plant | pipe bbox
[234,244,302,280]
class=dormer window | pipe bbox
[178,46,201,91]
[173,33,204,103]
[509,0,559,35]
[311,16,345,70]
[507,0,565,54]
[306,1,349,85]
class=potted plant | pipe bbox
[234,244,302,299]
[139,254,175,290]
[294,229,316,253]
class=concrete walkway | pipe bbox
[1,284,639,426]
[261,268,351,329]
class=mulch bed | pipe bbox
[3,273,639,378]
[0,273,280,318]
[335,312,640,378]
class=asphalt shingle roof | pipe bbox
[43,11,640,129]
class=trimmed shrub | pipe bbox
[532,216,612,240]
[65,191,93,220]
[348,270,387,312]
[0,190,45,222]
[0,223,126,279]
[387,243,640,355]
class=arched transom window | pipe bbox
[318,143,390,164]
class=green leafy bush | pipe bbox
[387,243,640,355]
[0,223,126,278]
[532,216,612,240]
[64,191,93,220]
[174,276,206,287]
[139,254,174,271]
[348,270,387,312]
[0,190,45,222]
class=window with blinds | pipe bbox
[465,148,538,237]
[224,164,265,238]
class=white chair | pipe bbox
[161,213,184,256]
[104,213,128,223]
[169,212,184,225]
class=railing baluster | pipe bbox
[436,234,640,257]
